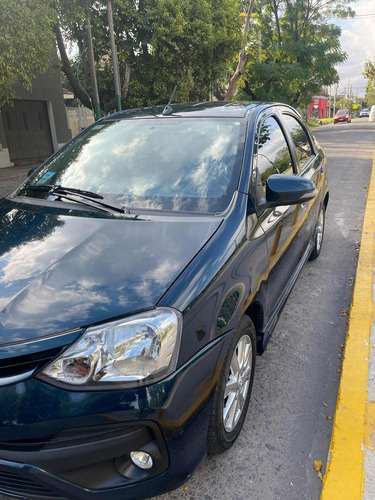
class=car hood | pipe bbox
[0,200,221,345]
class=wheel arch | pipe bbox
[244,300,265,355]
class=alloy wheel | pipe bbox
[316,208,325,253]
[223,335,252,433]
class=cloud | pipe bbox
[333,0,375,94]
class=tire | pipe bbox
[309,204,325,260]
[207,315,256,455]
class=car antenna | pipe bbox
[162,86,177,116]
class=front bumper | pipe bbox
[0,333,230,500]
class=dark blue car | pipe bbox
[0,102,328,499]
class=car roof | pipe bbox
[104,101,294,120]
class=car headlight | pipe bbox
[38,308,182,389]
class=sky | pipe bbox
[331,0,375,97]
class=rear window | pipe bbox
[19,118,246,214]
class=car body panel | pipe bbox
[0,198,221,345]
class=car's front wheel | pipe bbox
[207,315,256,454]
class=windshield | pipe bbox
[337,110,349,115]
[18,118,246,214]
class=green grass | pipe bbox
[307,119,320,127]
[307,118,334,127]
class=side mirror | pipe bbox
[27,167,37,177]
[262,174,317,209]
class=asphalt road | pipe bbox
[0,119,374,500]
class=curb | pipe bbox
[321,153,375,499]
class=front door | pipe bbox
[251,114,301,319]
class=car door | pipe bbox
[281,111,323,253]
[250,112,302,320]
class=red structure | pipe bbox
[308,95,328,119]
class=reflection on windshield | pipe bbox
[19,118,245,213]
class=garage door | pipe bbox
[2,100,54,162]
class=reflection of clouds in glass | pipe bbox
[182,132,235,197]
[112,136,144,158]
[41,119,241,209]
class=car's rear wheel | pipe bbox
[309,205,325,260]
[207,315,256,454]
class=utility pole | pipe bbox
[85,6,101,121]
[347,79,350,108]
[333,84,337,115]
[328,86,331,118]
[107,0,122,112]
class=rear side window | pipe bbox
[252,116,293,201]
[282,114,313,168]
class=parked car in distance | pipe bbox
[334,109,352,123]
[0,101,328,500]
[360,108,370,117]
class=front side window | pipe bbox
[252,116,294,201]
[18,118,246,214]
[282,114,313,168]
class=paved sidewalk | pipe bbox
[0,163,41,198]
[321,152,375,499]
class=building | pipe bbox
[308,94,329,120]
[0,61,71,168]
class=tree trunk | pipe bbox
[225,0,256,101]
[54,24,93,109]
[272,0,282,44]
[122,63,132,100]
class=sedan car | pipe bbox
[360,108,370,117]
[334,109,351,123]
[0,102,328,500]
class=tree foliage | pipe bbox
[235,0,353,107]
[57,0,243,111]
[0,0,56,107]
[363,59,375,108]
[1,0,353,113]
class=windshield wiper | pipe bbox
[26,185,104,199]
[23,185,126,214]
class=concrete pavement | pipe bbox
[0,163,40,198]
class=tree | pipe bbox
[57,0,244,111]
[363,59,375,108]
[225,0,256,100]
[232,0,353,107]
[0,0,56,107]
